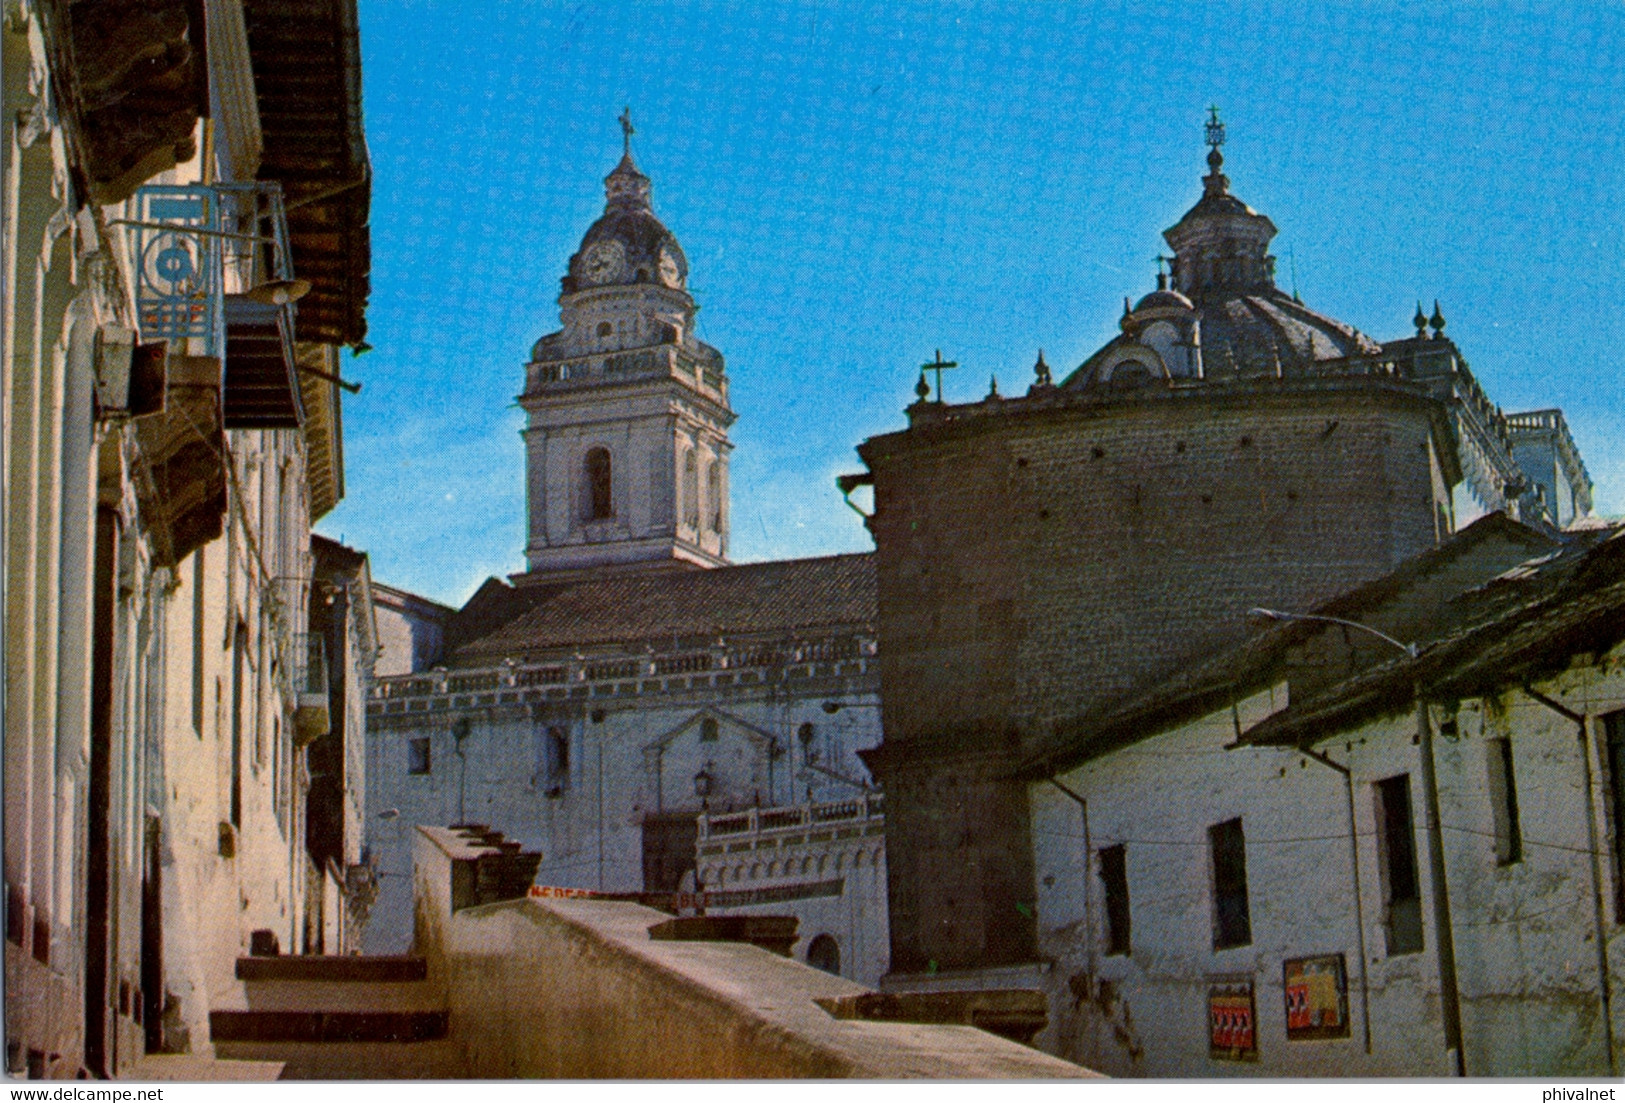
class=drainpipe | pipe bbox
[1297,746,1374,1055]
[1046,777,1099,1056]
[1416,687,1468,1077]
[1522,683,1617,1076]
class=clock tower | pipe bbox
[517,119,734,581]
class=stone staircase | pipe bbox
[209,954,460,1079]
[205,827,542,1079]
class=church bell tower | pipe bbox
[517,113,734,581]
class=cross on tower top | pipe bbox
[1205,105,1225,151]
[619,106,635,155]
[920,349,958,404]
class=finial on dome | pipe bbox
[1414,302,1429,338]
[605,109,652,209]
[1033,349,1052,387]
[915,371,931,401]
[1203,105,1229,196]
[1429,300,1446,339]
[987,374,1000,399]
[1155,254,1171,290]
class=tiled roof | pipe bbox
[1016,513,1574,778]
[453,553,876,661]
[1242,522,1625,746]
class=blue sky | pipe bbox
[321,1,1625,605]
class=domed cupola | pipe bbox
[562,122,689,295]
[1162,108,1279,302]
[1067,111,1382,389]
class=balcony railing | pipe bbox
[698,794,884,842]
[122,182,296,359]
[368,633,878,705]
[293,632,329,697]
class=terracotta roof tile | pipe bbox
[453,554,876,661]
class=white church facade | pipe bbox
[362,128,890,984]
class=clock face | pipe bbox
[582,241,625,284]
[657,248,683,288]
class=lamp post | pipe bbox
[1249,607,1465,1077]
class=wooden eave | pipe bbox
[242,0,371,346]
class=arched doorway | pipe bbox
[806,933,840,976]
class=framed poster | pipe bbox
[1208,976,1258,1061]
[1283,953,1350,1040]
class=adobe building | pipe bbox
[854,116,1592,986]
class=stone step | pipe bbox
[122,1053,285,1080]
[226,978,448,1014]
[210,1009,449,1045]
[236,954,427,983]
[214,1037,462,1080]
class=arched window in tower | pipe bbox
[683,450,699,529]
[584,447,613,520]
[597,321,612,339]
[706,461,721,531]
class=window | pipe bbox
[1209,818,1251,949]
[1485,737,1522,865]
[1099,844,1130,956]
[545,726,569,791]
[706,461,722,531]
[596,321,612,338]
[584,448,613,520]
[699,717,719,742]
[806,934,840,975]
[408,737,431,775]
[1374,775,1423,954]
[1604,711,1625,921]
[683,450,699,528]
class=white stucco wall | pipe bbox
[1030,656,1625,1078]
[363,652,881,964]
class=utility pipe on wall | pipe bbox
[1297,745,1374,1055]
[1521,683,1617,1076]
[1416,690,1468,1077]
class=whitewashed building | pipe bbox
[3,0,373,1076]
[1023,515,1625,1076]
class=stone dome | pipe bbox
[1067,130,1382,388]
[1132,286,1194,313]
[561,154,689,295]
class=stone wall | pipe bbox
[864,386,1452,747]
[410,826,1095,1078]
[859,381,1455,978]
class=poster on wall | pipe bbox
[1283,953,1350,1040]
[1208,976,1258,1061]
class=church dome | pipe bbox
[1067,113,1381,388]
[562,153,689,294]
[1132,286,1194,313]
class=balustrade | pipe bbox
[696,793,882,841]
[371,633,875,703]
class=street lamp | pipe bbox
[1246,607,1416,657]
[1247,606,1465,1077]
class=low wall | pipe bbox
[412,826,1096,1078]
